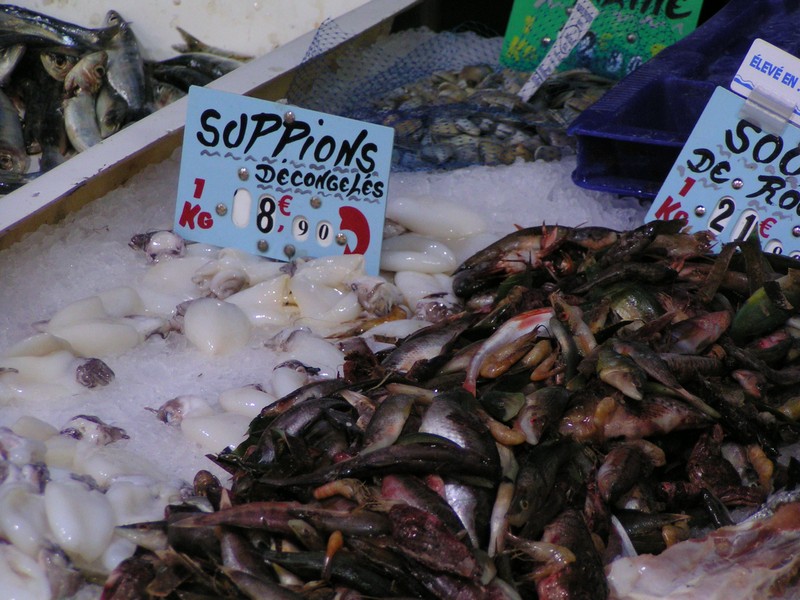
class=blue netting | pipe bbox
[288,21,612,172]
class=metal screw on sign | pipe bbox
[793,226,800,238]
[284,111,296,124]
[732,178,744,190]
[694,206,706,217]
[215,203,228,216]
[257,239,269,252]
[284,244,296,258]
[541,37,552,46]
[310,197,322,209]
[238,167,249,181]
[335,233,347,246]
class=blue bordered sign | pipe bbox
[174,86,394,275]
[646,86,800,257]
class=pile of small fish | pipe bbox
[99,220,800,599]
[352,65,614,170]
[0,5,245,194]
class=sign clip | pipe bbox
[738,86,794,136]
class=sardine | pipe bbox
[0,88,28,173]
[148,63,213,92]
[65,50,108,95]
[0,43,24,85]
[95,83,128,138]
[39,49,79,81]
[0,170,37,194]
[157,52,242,80]
[0,5,120,49]
[172,26,254,61]
[64,93,102,152]
[9,52,65,155]
[151,80,186,111]
[103,10,149,118]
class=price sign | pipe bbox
[646,86,800,257]
[174,86,394,275]
[501,0,703,79]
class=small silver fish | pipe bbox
[95,83,127,138]
[0,88,29,174]
[103,10,148,116]
[64,93,102,152]
[40,50,78,81]
[172,26,254,62]
[0,5,120,49]
[64,50,108,95]
[0,44,24,85]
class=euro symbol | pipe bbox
[760,217,777,238]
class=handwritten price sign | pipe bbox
[174,87,394,275]
[646,87,800,257]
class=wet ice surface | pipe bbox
[0,151,648,492]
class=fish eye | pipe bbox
[95,66,106,77]
[518,499,529,510]
[0,154,13,171]
[45,52,68,68]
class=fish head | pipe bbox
[0,146,29,174]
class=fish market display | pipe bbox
[0,5,244,194]
[6,213,800,598]
[351,65,614,170]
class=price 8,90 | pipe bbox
[242,192,337,248]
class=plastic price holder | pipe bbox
[174,87,394,275]
[516,0,599,103]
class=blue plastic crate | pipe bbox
[568,0,800,199]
